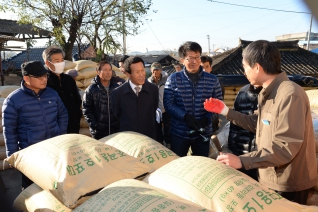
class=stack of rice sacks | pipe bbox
[0,86,20,170]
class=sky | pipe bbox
[1,0,318,54]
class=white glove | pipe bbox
[156,108,162,123]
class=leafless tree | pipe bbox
[2,0,152,60]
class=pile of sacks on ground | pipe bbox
[0,86,22,171]
[305,90,318,205]
[6,131,318,211]
[0,97,9,171]
[64,59,127,91]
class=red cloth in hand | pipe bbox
[204,98,225,114]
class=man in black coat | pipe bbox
[111,56,159,140]
[42,46,82,133]
[82,61,121,139]
[227,84,262,180]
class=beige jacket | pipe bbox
[227,72,317,192]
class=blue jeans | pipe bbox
[171,134,210,157]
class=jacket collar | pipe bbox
[182,66,204,81]
[122,80,151,95]
[260,72,288,100]
[93,75,117,90]
[45,65,67,80]
[147,71,168,86]
[21,80,46,97]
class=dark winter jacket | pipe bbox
[111,80,159,140]
[3,81,68,156]
[147,71,168,113]
[163,67,223,139]
[228,84,262,156]
[82,76,121,139]
[46,68,82,133]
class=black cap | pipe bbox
[21,61,48,76]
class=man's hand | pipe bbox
[216,153,242,169]
[204,98,229,116]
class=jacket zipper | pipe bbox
[191,81,197,116]
[37,94,49,138]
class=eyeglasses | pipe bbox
[185,57,201,62]
[28,73,49,80]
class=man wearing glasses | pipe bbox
[3,61,68,189]
[163,41,223,157]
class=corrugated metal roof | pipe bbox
[0,19,51,38]
[0,35,25,42]
[1,44,90,70]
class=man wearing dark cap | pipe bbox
[2,61,68,189]
[148,62,171,148]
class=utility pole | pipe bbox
[122,0,126,55]
[207,35,210,56]
[306,13,313,50]
[26,40,31,62]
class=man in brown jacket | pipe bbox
[204,40,317,204]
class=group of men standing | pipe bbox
[3,46,83,189]
[82,42,223,157]
[3,40,317,205]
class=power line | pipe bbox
[207,0,311,14]
[218,12,300,46]
[145,20,168,53]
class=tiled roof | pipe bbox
[212,39,318,77]
[0,19,51,39]
[139,55,177,66]
[163,65,176,75]
[107,54,178,69]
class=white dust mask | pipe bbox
[49,61,65,74]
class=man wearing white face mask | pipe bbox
[42,46,82,133]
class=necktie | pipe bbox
[135,86,140,96]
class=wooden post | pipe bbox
[0,45,4,86]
